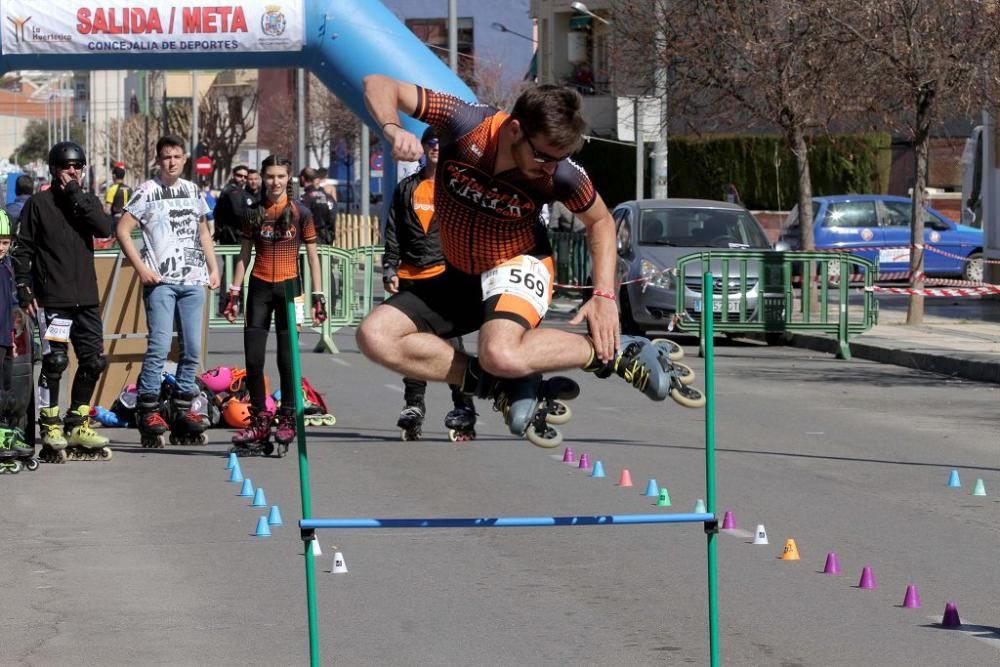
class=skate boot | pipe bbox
[64,405,113,461]
[230,410,274,457]
[38,406,68,464]
[648,338,705,407]
[489,375,580,449]
[396,403,424,441]
[169,392,209,447]
[444,402,477,442]
[136,394,169,449]
[2,427,38,471]
[273,408,295,457]
[0,431,22,473]
[584,334,675,401]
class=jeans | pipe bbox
[139,284,206,397]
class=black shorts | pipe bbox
[387,257,554,337]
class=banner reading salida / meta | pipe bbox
[1,1,304,54]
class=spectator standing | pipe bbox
[299,167,336,245]
[4,174,33,232]
[213,165,250,245]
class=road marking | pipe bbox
[385,384,403,392]
[722,528,753,538]
[330,358,350,367]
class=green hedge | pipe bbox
[574,132,892,210]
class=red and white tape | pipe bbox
[870,284,1000,296]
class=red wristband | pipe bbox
[592,288,616,301]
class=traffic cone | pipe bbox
[310,537,322,556]
[972,478,986,496]
[858,566,877,589]
[617,469,633,487]
[226,452,238,470]
[254,515,271,537]
[267,505,283,526]
[721,510,736,530]
[941,602,961,627]
[752,524,768,545]
[228,465,243,483]
[239,478,254,497]
[693,498,706,513]
[252,487,267,507]
[902,584,921,609]
[578,452,590,470]
[644,479,658,496]
[947,469,961,487]
[823,552,841,575]
[332,551,348,574]
[781,539,800,561]
[562,447,575,463]
[591,461,606,478]
[656,487,671,507]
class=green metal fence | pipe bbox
[673,251,879,359]
[548,230,590,291]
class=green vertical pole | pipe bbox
[703,271,720,667]
[285,280,320,666]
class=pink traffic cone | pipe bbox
[617,469,633,487]
[941,602,961,627]
[578,453,590,470]
[902,585,921,609]
[562,447,575,464]
[858,566,877,590]
[721,510,736,530]
[822,552,841,575]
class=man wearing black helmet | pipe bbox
[10,142,115,463]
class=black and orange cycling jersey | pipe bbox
[413,87,596,275]
[241,195,317,284]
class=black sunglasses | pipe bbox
[58,161,85,171]
[524,134,572,164]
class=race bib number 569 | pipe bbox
[481,256,552,319]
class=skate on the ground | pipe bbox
[230,409,274,457]
[63,405,113,461]
[0,426,39,471]
[168,392,209,447]
[649,338,706,409]
[136,395,169,449]
[444,403,477,442]
[38,406,69,463]
[397,404,424,441]
[276,379,336,426]
[272,408,295,457]
[0,431,23,473]
[491,375,580,449]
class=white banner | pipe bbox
[0,1,304,54]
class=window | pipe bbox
[406,18,475,88]
[822,201,877,229]
[882,201,939,228]
[615,209,632,252]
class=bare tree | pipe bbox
[307,73,359,169]
[199,87,259,181]
[470,61,530,111]
[825,0,1000,324]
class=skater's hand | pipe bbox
[223,289,241,323]
[207,267,220,290]
[15,283,37,319]
[384,275,399,294]
[570,292,620,363]
[137,265,161,285]
[385,125,424,162]
[312,292,327,324]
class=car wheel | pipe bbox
[619,289,645,336]
[962,252,984,283]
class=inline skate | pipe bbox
[490,375,580,448]
[230,409,274,457]
[0,430,22,473]
[444,402,477,442]
[63,405,113,461]
[168,391,209,447]
[649,338,706,408]
[1,426,38,471]
[397,403,424,441]
[272,408,295,457]
[37,406,68,463]
[136,394,169,448]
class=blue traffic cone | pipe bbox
[240,478,254,497]
[254,515,271,537]
[252,487,267,507]
[228,465,243,483]
[947,470,961,488]
[268,505,283,526]
[227,452,238,470]
[644,479,658,496]
[591,460,606,478]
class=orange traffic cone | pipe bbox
[617,469,633,487]
[781,538,801,561]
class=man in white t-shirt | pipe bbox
[116,135,220,446]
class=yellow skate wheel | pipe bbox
[673,362,696,386]
[526,425,563,449]
[670,384,706,409]
[544,400,572,426]
[650,338,685,361]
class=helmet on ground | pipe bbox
[222,397,252,428]
[0,209,11,238]
[201,366,234,394]
[48,141,87,168]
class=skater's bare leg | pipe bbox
[356,305,469,383]
[477,319,593,379]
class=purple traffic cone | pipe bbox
[822,552,841,575]
[578,452,590,470]
[562,447,575,464]
[941,602,961,627]
[858,566,877,590]
[721,510,736,530]
[902,584,921,609]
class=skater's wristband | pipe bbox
[227,284,242,293]
[592,289,616,301]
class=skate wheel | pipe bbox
[400,429,421,441]
[25,457,39,471]
[100,448,113,461]
[322,414,336,425]
[544,400,572,426]
[526,424,563,449]
[670,384,706,409]
[650,337,685,361]
[198,433,209,446]
[673,361,696,386]
[263,442,275,456]
[10,459,22,473]
[54,449,68,463]
[447,429,459,442]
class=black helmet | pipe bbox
[48,141,87,168]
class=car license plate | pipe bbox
[694,299,740,313]
[879,248,910,265]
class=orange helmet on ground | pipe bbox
[222,397,252,428]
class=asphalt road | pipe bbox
[2,325,998,666]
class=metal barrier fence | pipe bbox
[548,230,590,290]
[673,251,879,359]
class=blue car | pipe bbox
[780,195,983,282]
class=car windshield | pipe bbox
[638,208,771,248]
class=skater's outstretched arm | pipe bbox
[363,75,422,162]
[568,192,620,363]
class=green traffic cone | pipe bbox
[657,487,672,507]
[972,478,987,496]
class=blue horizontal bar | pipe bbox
[301,513,715,529]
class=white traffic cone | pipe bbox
[331,551,348,574]
[752,524,769,545]
[310,537,322,556]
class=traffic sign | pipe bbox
[194,156,213,175]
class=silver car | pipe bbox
[613,199,774,335]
